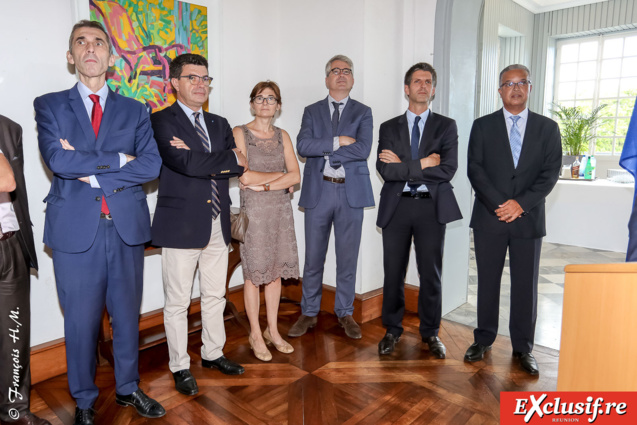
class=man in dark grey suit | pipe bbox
[289,55,374,339]
[464,64,561,375]
[376,63,462,358]
[0,114,50,425]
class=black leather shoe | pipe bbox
[464,342,492,362]
[115,388,166,418]
[513,351,540,376]
[73,407,95,425]
[173,369,199,395]
[424,336,446,359]
[378,333,400,355]
[202,355,245,375]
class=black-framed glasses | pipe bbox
[253,95,278,105]
[178,75,213,86]
[329,67,352,76]
[500,80,531,89]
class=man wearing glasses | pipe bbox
[291,55,374,339]
[464,64,561,375]
[151,53,248,395]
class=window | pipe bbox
[553,31,637,156]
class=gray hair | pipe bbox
[325,54,354,77]
[499,64,531,86]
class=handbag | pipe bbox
[230,196,249,243]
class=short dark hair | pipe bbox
[69,20,112,52]
[404,62,437,102]
[499,64,531,86]
[250,81,282,105]
[169,53,209,79]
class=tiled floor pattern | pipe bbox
[442,241,626,350]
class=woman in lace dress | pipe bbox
[233,81,300,362]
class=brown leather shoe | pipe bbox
[338,315,362,339]
[288,315,318,337]
[1,412,52,425]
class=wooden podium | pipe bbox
[558,262,637,390]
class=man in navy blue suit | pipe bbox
[34,20,164,425]
[376,63,462,358]
[289,55,374,339]
[150,54,247,396]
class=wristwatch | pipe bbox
[264,183,270,191]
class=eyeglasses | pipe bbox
[500,80,531,89]
[253,96,278,105]
[178,75,213,86]
[329,68,352,76]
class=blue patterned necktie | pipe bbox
[193,112,220,219]
[509,115,522,168]
[408,115,422,195]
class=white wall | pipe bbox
[1,0,473,348]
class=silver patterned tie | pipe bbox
[193,112,220,219]
[509,115,522,168]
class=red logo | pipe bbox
[500,392,635,424]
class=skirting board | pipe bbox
[30,280,419,384]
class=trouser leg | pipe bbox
[0,235,31,422]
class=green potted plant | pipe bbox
[550,103,607,163]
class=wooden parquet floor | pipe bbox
[31,301,559,424]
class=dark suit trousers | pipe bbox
[381,196,445,338]
[473,229,542,353]
[0,233,31,422]
[53,218,144,409]
[301,180,363,318]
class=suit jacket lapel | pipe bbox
[203,112,216,150]
[95,89,117,150]
[171,102,204,151]
[337,99,355,133]
[419,111,435,157]
[396,113,411,158]
[319,97,332,135]
[517,110,535,169]
[68,84,97,148]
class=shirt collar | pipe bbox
[77,80,109,99]
[406,108,430,125]
[328,95,349,109]
[177,99,204,117]
[503,107,529,121]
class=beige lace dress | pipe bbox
[239,125,300,285]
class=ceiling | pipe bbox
[511,0,609,13]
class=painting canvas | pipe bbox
[89,0,208,112]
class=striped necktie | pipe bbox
[509,115,522,168]
[193,112,220,219]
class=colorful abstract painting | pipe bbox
[89,0,207,112]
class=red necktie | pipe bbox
[89,94,109,214]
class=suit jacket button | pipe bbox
[207,200,211,203]
[113,189,117,193]
[95,196,101,201]
[106,165,110,169]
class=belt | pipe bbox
[0,231,16,241]
[100,212,113,220]
[402,191,431,199]
[323,176,345,184]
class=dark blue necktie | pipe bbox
[331,102,343,169]
[408,116,422,194]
